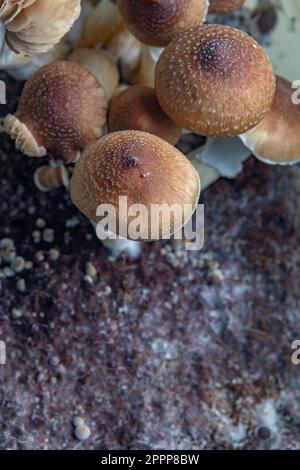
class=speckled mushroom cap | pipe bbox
[155,25,276,137]
[0,0,81,55]
[4,61,108,163]
[208,0,245,14]
[240,76,300,165]
[70,131,200,240]
[108,85,182,145]
[117,0,209,47]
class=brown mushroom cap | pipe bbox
[117,0,209,47]
[155,25,276,137]
[108,85,182,145]
[70,130,200,240]
[208,0,245,14]
[4,61,108,163]
[240,76,300,165]
[68,48,120,101]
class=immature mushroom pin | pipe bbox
[108,85,182,145]
[4,61,108,163]
[0,0,81,55]
[240,76,300,165]
[70,131,200,240]
[155,25,276,137]
[117,0,209,47]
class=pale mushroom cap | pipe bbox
[70,130,200,240]
[104,21,140,63]
[5,61,107,162]
[208,0,245,14]
[240,76,300,165]
[117,0,209,47]
[155,25,276,137]
[34,164,69,192]
[68,48,120,101]
[80,0,124,48]
[108,85,182,145]
[0,0,81,55]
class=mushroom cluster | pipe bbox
[0,0,81,55]
[0,0,298,258]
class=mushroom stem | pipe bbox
[187,148,220,190]
[104,22,140,65]
[80,0,124,48]
[90,221,142,260]
[121,43,155,87]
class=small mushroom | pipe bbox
[80,0,124,48]
[0,0,81,55]
[4,61,108,163]
[108,85,182,145]
[208,0,245,14]
[117,0,209,47]
[68,48,120,101]
[70,130,200,241]
[240,76,300,165]
[34,164,70,192]
[155,25,276,137]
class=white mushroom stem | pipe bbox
[198,137,251,178]
[121,43,156,87]
[104,23,139,64]
[187,137,252,190]
[188,151,220,190]
[90,221,142,261]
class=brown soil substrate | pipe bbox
[0,72,300,450]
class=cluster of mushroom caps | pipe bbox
[1,0,300,256]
